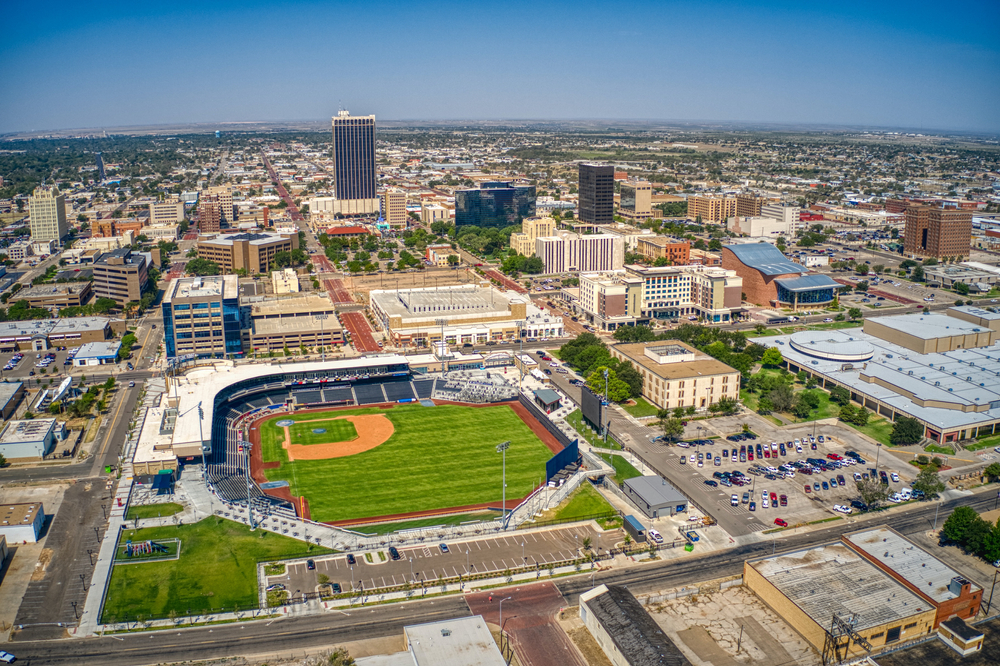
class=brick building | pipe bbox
[198,194,223,233]
[196,232,298,274]
[735,193,764,217]
[688,195,736,223]
[903,205,972,260]
[635,237,690,265]
[722,243,838,310]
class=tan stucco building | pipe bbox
[609,341,740,411]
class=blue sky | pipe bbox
[1,0,998,133]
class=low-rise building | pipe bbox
[722,243,838,310]
[72,340,122,366]
[636,236,691,264]
[609,341,740,411]
[510,216,556,257]
[0,418,62,459]
[92,248,148,305]
[0,382,26,420]
[420,201,450,224]
[728,215,797,238]
[574,273,644,331]
[17,282,93,310]
[0,316,115,352]
[144,224,179,241]
[622,475,688,518]
[196,231,298,274]
[246,293,343,353]
[3,240,33,262]
[271,268,300,294]
[0,503,45,543]
[580,584,692,666]
[425,244,460,266]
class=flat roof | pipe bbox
[613,341,738,380]
[0,418,55,444]
[75,341,121,359]
[949,305,1000,321]
[0,503,42,527]
[581,585,691,665]
[249,293,336,318]
[18,282,90,298]
[749,542,930,631]
[867,312,991,340]
[788,331,875,361]
[163,275,238,302]
[199,232,291,247]
[623,476,688,506]
[774,274,840,292]
[0,382,23,405]
[533,388,561,405]
[252,314,342,335]
[843,527,981,603]
[404,615,506,666]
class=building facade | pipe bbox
[636,237,691,264]
[536,232,624,273]
[379,189,407,227]
[510,216,556,256]
[247,293,343,353]
[149,200,185,225]
[455,182,536,228]
[609,341,740,411]
[736,193,764,218]
[624,263,744,323]
[18,282,93,310]
[688,195,736,223]
[28,186,69,243]
[578,164,614,225]
[161,276,243,358]
[618,180,652,220]
[575,273,644,330]
[331,110,378,215]
[198,194,223,232]
[903,205,973,260]
[205,185,235,222]
[196,232,298,274]
[92,248,148,305]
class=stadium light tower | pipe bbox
[602,368,609,445]
[315,313,329,362]
[497,440,510,528]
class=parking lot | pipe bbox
[0,348,80,379]
[656,422,917,531]
[271,524,616,601]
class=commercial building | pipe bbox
[28,185,69,242]
[510,216,556,257]
[579,585,691,666]
[246,293,343,353]
[143,223,179,241]
[903,205,973,260]
[92,248,149,305]
[161,276,243,358]
[420,200,450,224]
[425,244,460,266]
[744,542,937,661]
[750,306,1000,446]
[455,182,536,229]
[574,272,643,331]
[635,237,690,264]
[536,231,624,273]
[196,231,298,274]
[622,475,688,518]
[380,189,407,227]
[0,317,115,352]
[688,195,736,223]
[722,243,838,309]
[0,503,45,543]
[609,341,740,411]
[17,282,93,310]
[399,615,506,666]
[3,240,33,262]
[205,185,235,223]
[148,200,185,225]
[618,180,652,220]
[331,110,378,215]
[198,194,223,232]
[93,218,142,238]
[0,382,25,420]
[842,527,982,627]
[578,164,614,225]
[0,418,61,459]
[271,267,300,294]
[937,617,985,656]
[728,216,797,238]
[736,193,765,218]
[369,284,562,347]
[923,264,1000,290]
[761,203,802,229]
[72,341,122,366]
[624,264,744,324]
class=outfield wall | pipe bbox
[518,393,573,448]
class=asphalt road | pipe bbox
[9,488,996,665]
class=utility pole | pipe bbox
[603,368,609,446]
[497,441,510,528]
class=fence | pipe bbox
[518,392,574,449]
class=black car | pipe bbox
[389,546,401,560]
[307,559,316,570]
[704,480,718,487]
[346,554,356,565]
[331,583,342,594]
[850,500,868,511]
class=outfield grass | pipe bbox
[621,397,658,418]
[350,512,500,535]
[102,518,330,621]
[288,418,357,445]
[259,404,554,523]
[125,503,184,521]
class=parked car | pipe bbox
[346,554,356,565]
[704,480,718,487]
[774,518,788,527]
[306,559,316,570]
[833,504,853,514]
[266,583,286,591]
[779,494,787,506]
[731,494,739,506]
[749,501,756,511]
[440,543,449,553]
[389,546,401,560]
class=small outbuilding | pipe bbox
[0,503,45,543]
[73,340,122,366]
[533,388,561,413]
[622,475,688,518]
[0,418,63,459]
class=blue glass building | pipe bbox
[162,275,244,359]
[455,181,536,228]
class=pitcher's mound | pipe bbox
[282,414,394,461]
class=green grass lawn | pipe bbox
[125,503,184,521]
[925,444,955,455]
[566,409,609,448]
[550,482,616,522]
[742,369,835,423]
[621,397,658,418]
[964,435,1000,452]
[259,404,554,523]
[350,512,500,535]
[847,416,894,445]
[600,453,642,484]
[102,518,330,622]
[288,418,357,445]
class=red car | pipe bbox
[774,518,788,527]
[804,484,811,493]
[827,453,843,461]
[748,450,754,461]
[770,492,778,504]
[779,494,788,506]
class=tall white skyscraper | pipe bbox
[28,185,69,243]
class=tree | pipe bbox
[766,384,795,413]
[889,416,923,445]
[856,281,869,292]
[911,264,925,282]
[964,517,993,555]
[709,396,739,416]
[941,506,979,543]
[586,367,630,403]
[855,477,890,509]
[955,282,970,296]
[984,462,1000,481]
[615,361,643,399]
[829,386,851,406]
[0,452,6,468]
[184,257,221,276]
[912,466,945,499]
[656,411,685,441]
[848,308,863,321]
[761,347,784,367]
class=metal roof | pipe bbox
[774,274,840,292]
[624,475,688,506]
[533,388,561,405]
[724,244,804,275]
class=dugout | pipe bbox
[533,388,561,414]
[623,515,646,543]
[623,475,688,518]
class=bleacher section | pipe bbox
[382,381,416,402]
[354,383,387,405]
[413,379,435,399]
[292,389,323,405]
[322,387,354,403]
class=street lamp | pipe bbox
[497,441,510,528]
[315,313,328,362]
[498,596,512,633]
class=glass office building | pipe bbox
[162,276,244,359]
[578,163,614,224]
[455,181,536,228]
[331,110,376,202]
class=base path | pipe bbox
[281,414,394,461]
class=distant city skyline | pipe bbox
[1,0,998,134]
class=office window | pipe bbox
[174,303,190,310]
[193,302,210,309]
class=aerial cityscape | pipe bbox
[0,2,999,666]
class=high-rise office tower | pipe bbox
[903,205,972,260]
[455,182,536,228]
[578,164,614,224]
[331,110,378,216]
[95,152,106,181]
[198,195,223,233]
[28,185,69,243]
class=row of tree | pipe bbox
[941,505,1000,564]
[558,333,642,401]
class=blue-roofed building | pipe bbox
[722,243,839,309]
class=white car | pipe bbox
[823,318,833,322]
[0,651,16,664]
[833,505,853,514]
[761,489,769,499]
[890,472,900,482]
[854,472,863,481]
[762,499,769,509]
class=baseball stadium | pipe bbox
[176,355,579,530]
